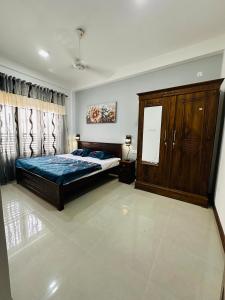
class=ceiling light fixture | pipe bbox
[38,49,49,59]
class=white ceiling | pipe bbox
[0,0,225,90]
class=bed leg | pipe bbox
[57,202,64,211]
[57,186,64,211]
[16,168,21,184]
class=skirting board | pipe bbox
[213,206,225,252]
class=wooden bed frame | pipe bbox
[16,141,122,211]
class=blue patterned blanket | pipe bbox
[16,156,102,185]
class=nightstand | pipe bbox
[119,160,136,184]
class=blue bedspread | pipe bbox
[16,156,102,185]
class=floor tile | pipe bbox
[148,238,223,300]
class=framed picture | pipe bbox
[86,102,117,124]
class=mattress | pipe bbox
[59,154,120,184]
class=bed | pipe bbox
[16,141,122,211]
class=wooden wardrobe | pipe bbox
[135,79,224,207]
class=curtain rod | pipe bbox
[0,63,70,94]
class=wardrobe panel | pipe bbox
[199,90,220,195]
[169,92,206,194]
[136,97,172,187]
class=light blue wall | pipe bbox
[75,54,223,156]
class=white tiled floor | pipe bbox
[1,179,224,300]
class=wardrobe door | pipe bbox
[137,97,172,187]
[169,91,219,196]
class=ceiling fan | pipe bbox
[72,28,113,77]
[72,28,87,71]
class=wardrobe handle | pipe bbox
[173,130,176,148]
[164,130,167,146]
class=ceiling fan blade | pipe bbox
[86,65,114,77]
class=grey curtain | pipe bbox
[0,105,18,184]
[0,73,67,185]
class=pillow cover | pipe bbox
[71,148,92,157]
[71,149,83,156]
[88,151,114,160]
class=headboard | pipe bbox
[78,141,122,159]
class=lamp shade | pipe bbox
[75,134,80,141]
[125,135,132,145]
